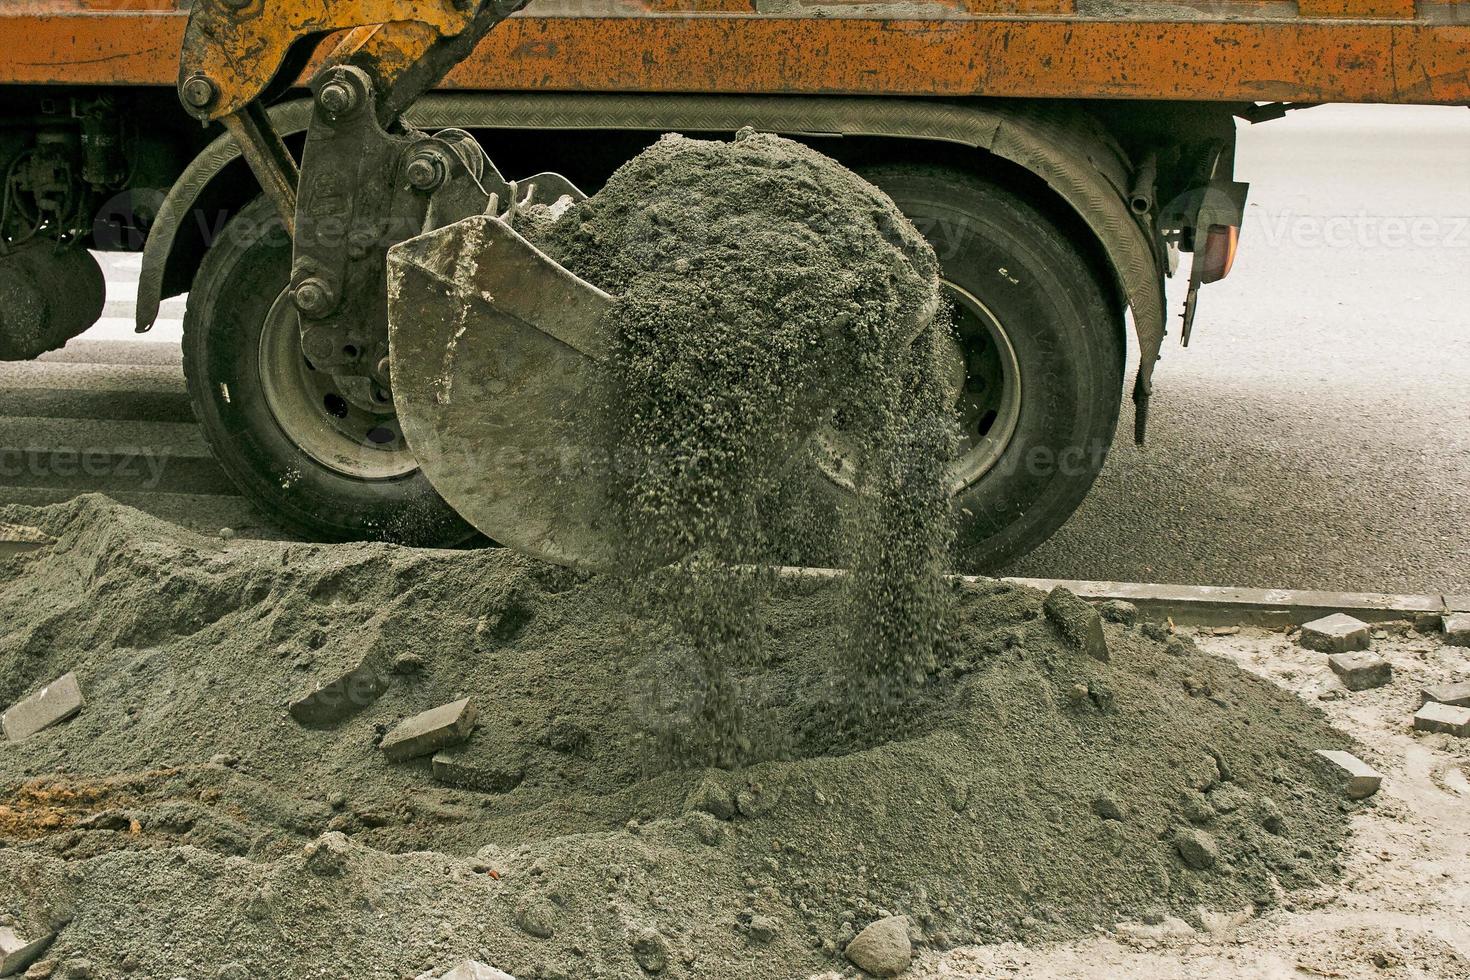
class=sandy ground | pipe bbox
[904,624,1470,980]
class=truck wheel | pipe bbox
[858,164,1125,572]
[182,197,478,546]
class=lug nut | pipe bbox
[292,278,335,318]
[317,80,358,119]
[406,151,448,193]
[181,75,218,111]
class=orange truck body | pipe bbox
[1,0,1468,105]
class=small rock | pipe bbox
[217,965,249,980]
[209,753,239,768]
[1065,683,1091,709]
[1090,794,1126,822]
[1174,828,1219,870]
[58,960,91,980]
[1254,796,1284,834]
[631,928,668,973]
[1141,621,1170,641]
[1313,749,1383,799]
[687,811,724,846]
[392,653,427,675]
[24,960,55,980]
[844,915,912,977]
[119,954,141,974]
[1316,675,1349,701]
[217,527,235,541]
[1097,600,1138,626]
[1298,613,1370,654]
[1443,612,1470,647]
[1178,790,1216,824]
[747,915,779,944]
[1413,701,1470,737]
[1421,680,1470,708]
[381,698,478,761]
[2,672,85,742]
[1327,651,1392,691]
[303,831,353,876]
[1043,587,1109,662]
[686,776,736,821]
[1207,783,1249,814]
[439,962,518,980]
[515,898,557,939]
[288,651,390,726]
[736,781,778,818]
[544,717,590,756]
[1165,635,1197,658]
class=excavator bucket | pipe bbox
[386,214,621,569]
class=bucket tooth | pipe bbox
[387,214,618,569]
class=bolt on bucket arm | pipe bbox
[177,0,528,233]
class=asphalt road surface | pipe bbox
[2,105,1467,593]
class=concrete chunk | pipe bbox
[1313,749,1382,799]
[382,698,477,761]
[0,924,57,977]
[432,745,523,792]
[1420,681,1470,708]
[1443,612,1470,648]
[0,523,54,558]
[2,672,84,742]
[1298,613,1371,653]
[1043,586,1109,662]
[1327,651,1392,691]
[1413,702,1470,737]
[288,652,389,727]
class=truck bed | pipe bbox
[1,0,1467,104]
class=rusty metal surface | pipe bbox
[176,0,491,121]
[2,6,1468,104]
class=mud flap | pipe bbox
[386,214,619,569]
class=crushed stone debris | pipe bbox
[0,497,1358,978]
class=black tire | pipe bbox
[858,164,1126,572]
[182,197,478,546]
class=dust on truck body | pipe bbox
[0,0,1464,568]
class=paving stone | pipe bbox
[0,523,54,558]
[1327,651,1392,692]
[1443,612,1470,648]
[1298,613,1371,653]
[287,652,389,727]
[1420,681,1470,708]
[1312,749,1382,799]
[0,924,57,977]
[1043,586,1108,662]
[1413,702,1470,737]
[2,673,84,742]
[382,698,477,761]
[432,745,524,792]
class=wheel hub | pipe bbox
[257,291,419,480]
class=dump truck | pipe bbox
[0,0,1465,569]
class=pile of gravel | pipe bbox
[0,497,1355,979]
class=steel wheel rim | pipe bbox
[945,280,1022,493]
[257,291,419,480]
[813,280,1022,496]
